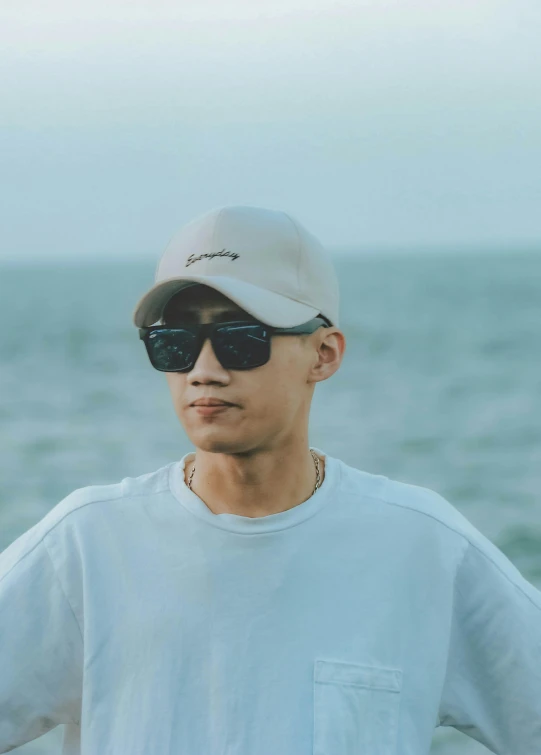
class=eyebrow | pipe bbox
[163,309,256,323]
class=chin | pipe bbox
[188,427,260,456]
[187,429,240,454]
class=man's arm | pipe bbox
[0,531,83,752]
[438,536,541,754]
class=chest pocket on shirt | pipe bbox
[313,658,402,755]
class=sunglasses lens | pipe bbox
[144,324,271,372]
[146,329,197,372]
[213,324,271,369]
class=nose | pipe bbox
[187,336,230,384]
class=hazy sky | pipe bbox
[1,0,541,262]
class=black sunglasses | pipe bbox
[138,316,330,372]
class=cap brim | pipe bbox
[132,275,321,328]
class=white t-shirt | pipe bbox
[1,447,540,754]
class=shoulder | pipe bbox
[0,462,175,578]
[337,457,487,549]
[49,462,174,528]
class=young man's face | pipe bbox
[161,284,331,456]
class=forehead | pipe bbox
[162,284,253,320]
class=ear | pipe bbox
[308,328,346,384]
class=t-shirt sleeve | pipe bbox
[0,533,83,752]
[437,536,541,754]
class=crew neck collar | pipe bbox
[168,446,340,534]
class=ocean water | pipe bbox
[1,251,540,755]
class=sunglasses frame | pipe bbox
[138,315,331,372]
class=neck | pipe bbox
[184,441,325,518]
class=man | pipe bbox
[0,205,540,755]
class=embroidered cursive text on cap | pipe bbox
[185,248,240,267]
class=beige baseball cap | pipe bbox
[132,205,340,329]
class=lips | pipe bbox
[191,399,234,407]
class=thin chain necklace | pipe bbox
[187,448,321,495]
